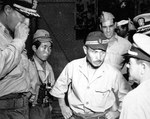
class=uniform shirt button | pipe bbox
[86,102,89,105]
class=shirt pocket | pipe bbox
[92,88,115,110]
[94,89,110,106]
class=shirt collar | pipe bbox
[33,56,44,71]
[0,22,5,32]
[109,33,118,42]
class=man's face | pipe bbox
[6,5,29,32]
[116,26,128,38]
[126,58,140,84]
[101,20,116,39]
[84,46,106,68]
[138,18,145,27]
[34,41,52,61]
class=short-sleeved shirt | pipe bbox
[104,34,131,70]
[51,57,131,114]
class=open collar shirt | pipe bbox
[51,57,131,114]
[33,56,55,85]
[29,57,55,100]
[120,80,150,119]
[104,34,131,70]
[0,22,31,97]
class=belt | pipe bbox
[0,93,28,110]
[30,102,50,108]
[71,111,107,119]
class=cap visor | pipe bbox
[123,53,135,58]
[123,49,150,62]
[18,10,40,17]
[88,44,107,51]
[34,37,52,43]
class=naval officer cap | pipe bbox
[0,0,40,17]
[124,33,150,62]
[133,13,150,35]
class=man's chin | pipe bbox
[92,63,102,69]
[129,76,139,84]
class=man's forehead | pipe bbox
[88,46,105,52]
[40,41,52,46]
[129,57,138,62]
[102,20,114,26]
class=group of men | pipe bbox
[0,0,55,119]
[51,10,150,119]
[0,0,150,119]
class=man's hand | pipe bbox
[105,110,120,119]
[60,105,72,119]
[14,18,30,42]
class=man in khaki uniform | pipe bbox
[0,0,39,119]
[51,31,131,119]
[29,29,55,119]
[99,11,131,74]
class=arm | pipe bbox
[50,63,72,119]
[59,98,73,119]
[0,19,29,79]
[105,72,131,119]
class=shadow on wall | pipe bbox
[36,2,85,79]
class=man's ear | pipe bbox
[139,62,146,76]
[99,25,102,30]
[32,45,36,52]
[83,45,87,55]
[4,5,13,16]
[114,22,117,29]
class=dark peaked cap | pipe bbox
[0,0,40,17]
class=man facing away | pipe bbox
[29,29,55,119]
[0,0,39,119]
[50,31,131,119]
[120,33,150,119]
[99,11,131,74]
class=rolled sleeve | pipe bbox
[50,64,71,98]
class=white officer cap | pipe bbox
[125,33,150,62]
[117,20,128,26]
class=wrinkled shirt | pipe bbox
[104,34,131,70]
[29,57,55,102]
[0,22,31,97]
[120,80,150,119]
[51,57,131,114]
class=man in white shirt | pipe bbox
[51,31,131,119]
[120,33,150,119]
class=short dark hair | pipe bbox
[32,40,41,49]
